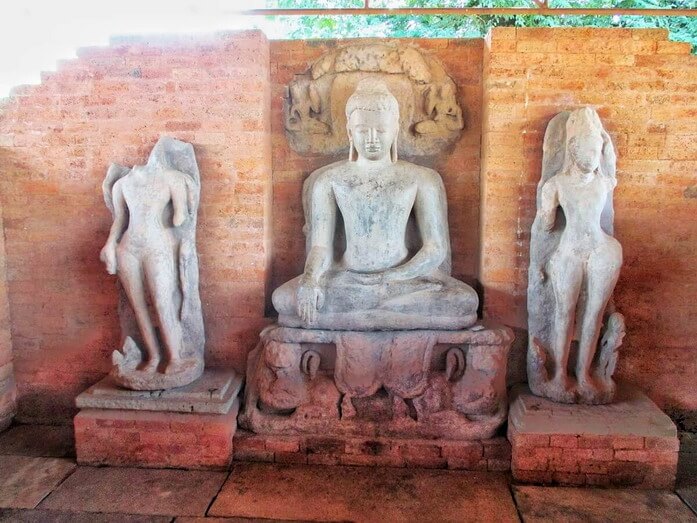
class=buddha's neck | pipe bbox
[355,156,393,170]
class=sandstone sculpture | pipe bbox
[100,137,205,390]
[241,80,511,440]
[273,79,478,331]
[285,43,464,157]
[527,108,625,405]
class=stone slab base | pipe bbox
[74,399,239,470]
[233,430,511,471]
[508,384,678,488]
[76,369,242,414]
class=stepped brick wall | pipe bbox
[0,201,15,430]
[0,31,273,423]
[480,28,697,420]
[0,28,695,424]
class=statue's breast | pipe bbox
[332,178,417,238]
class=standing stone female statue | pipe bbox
[528,108,625,404]
[100,137,205,390]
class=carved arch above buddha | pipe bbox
[284,42,465,157]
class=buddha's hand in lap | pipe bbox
[296,279,325,325]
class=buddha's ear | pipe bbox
[391,131,398,163]
[347,126,357,162]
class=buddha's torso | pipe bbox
[330,162,418,272]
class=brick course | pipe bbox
[233,430,511,471]
[74,400,239,469]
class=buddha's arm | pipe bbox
[302,177,336,285]
[383,171,448,282]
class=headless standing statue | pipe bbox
[528,108,626,404]
[100,137,205,390]
[273,79,478,331]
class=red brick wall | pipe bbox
[0,31,273,423]
[0,202,15,430]
[480,28,697,415]
[269,39,484,291]
[0,28,695,424]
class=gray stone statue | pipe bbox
[272,79,478,331]
[100,137,205,390]
[527,107,626,405]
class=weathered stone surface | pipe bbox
[509,384,678,488]
[0,509,170,523]
[40,466,227,516]
[678,485,697,517]
[273,79,477,331]
[527,107,624,405]
[240,324,512,440]
[74,400,239,469]
[514,486,695,523]
[76,369,242,414]
[100,136,205,391]
[285,43,464,157]
[0,456,75,509]
[0,424,74,458]
[209,462,518,521]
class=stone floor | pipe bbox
[0,424,696,522]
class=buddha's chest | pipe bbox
[332,178,418,232]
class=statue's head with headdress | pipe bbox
[563,107,615,180]
[345,79,400,163]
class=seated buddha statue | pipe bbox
[272,79,478,331]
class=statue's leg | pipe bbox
[576,244,622,397]
[549,252,583,390]
[117,250,161,371]
[143,253,185,372]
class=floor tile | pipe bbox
[0,456,76,509]
[678,485,697,516]
[40,466,228,517]
[209,463,518,522]
[514,485,696,523]
[0,508,171,522]
[0,424,75,458]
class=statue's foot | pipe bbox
[577,375,603,404]
[549,374,575,403]
[137,358,160,373]
[164,358,196,375]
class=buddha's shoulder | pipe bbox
[305,161,348,185]
[394,161,443,185]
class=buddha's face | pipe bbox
[567,108,604,173]
[348,109,398,162]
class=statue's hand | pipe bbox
[100,243,117,275]
[297,281,325,326]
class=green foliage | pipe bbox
[267,0,696,52]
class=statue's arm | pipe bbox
[384,171,448,281]
[302,176,336,285]
[167,170,192,227]
[540,178,559,231]
[100,180,127,274]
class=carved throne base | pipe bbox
[74,369,242,470]
[239,323,513,441]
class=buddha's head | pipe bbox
[345,79,399,163]
[564,107,606,174]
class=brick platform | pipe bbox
[74,400,239,470]
[233,430,511,471]
[508,384,678,488]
